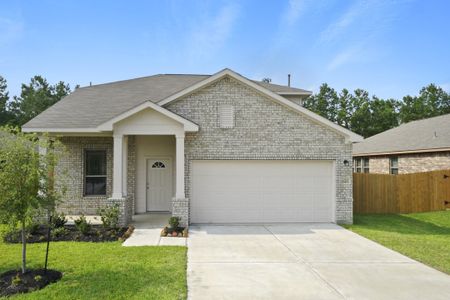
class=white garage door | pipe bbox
[191,160,335,223]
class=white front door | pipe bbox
[146,158,172,211]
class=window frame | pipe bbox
[353,157,369,173]
[390,156,399,175]
[84,150,107,196]
[355,158,362,173]
[363,157,370,173]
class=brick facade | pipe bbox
[56,77,354,225]
[167,77,353,224]
[56,136,135,225]
[368,156,390,174]
[56,137,113,215]
[362,152,450,174]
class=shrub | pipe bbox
[51,212,67,228]
[168,217,180,229]
[51,227,68,239]
[74,215,91,235]
[26,221,41,235]
[11,274,22,286]
[98,204,120,230]
[34,275,43,282]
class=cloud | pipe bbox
[321,0,406,70]
[283,0,308,26]
[319,1,369,43]
[0,17,23,46]
[327,45,363,71]
[186,4,239,61]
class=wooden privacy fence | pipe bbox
[353,169,450,214]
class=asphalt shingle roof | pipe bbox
[23,74,311,129]
[353,113,450,155]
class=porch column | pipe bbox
[175,134,185,199]
[122,135,128,196]
[112,134,125,199]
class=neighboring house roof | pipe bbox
[353,113,450,156]
[22,68,362,142]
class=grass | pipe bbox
[0,230,187,299]
[344,211,450,274]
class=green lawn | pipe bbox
[0,236,187,299]
[345,211,450,274]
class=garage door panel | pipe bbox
[191,160,334,223]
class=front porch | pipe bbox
[106,103,198,226]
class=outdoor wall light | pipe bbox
[343,160,350,166]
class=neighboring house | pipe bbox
[23,69,362,226]
[353,113,450,174]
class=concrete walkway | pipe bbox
[188,224,450,300]
[122,213,186,246]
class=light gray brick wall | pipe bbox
[167,76,353,224]
[56,137,113,215]
[127,136,136,217]
[56,136,135,225]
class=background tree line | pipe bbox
[303,83,450,138]
[0,75,73,127]
[1,74,449,138]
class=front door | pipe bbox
[146,158,172,211]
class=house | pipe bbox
[22,69,362,226]
[353,113,450,174]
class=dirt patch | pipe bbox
[0,269,62,297]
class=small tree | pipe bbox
[0,127,65,273]
[37,137,66,272]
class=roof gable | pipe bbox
[22,72,311,131]
[159,69,362,142]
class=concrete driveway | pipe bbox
[188,224,450,300]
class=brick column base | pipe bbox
[107,197,132,226]
[172,198,189,226]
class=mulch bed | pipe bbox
[0,269,62,297]
[3,225,134,243]
[161,226,188,237]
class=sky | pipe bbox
[1,0,449,99]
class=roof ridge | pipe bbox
[404,112,450,125]
[160,73,211,76]
[78,74,166,90]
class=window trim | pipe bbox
[390,156,399,175]
[353,157,370,173]
[363,157,370,173]
[151,161,166,169]
[84,150,107,196]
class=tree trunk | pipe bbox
[21,219,26,274]
[44,212,51,273]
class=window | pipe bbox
[390,157,398,175]
[84,150,107,196]
[363,158,370,173]
[354,158,362,173]
[152,161,166,169]
[218,105,235,128]
[353,157,369,173]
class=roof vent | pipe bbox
[218,105,235,128]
